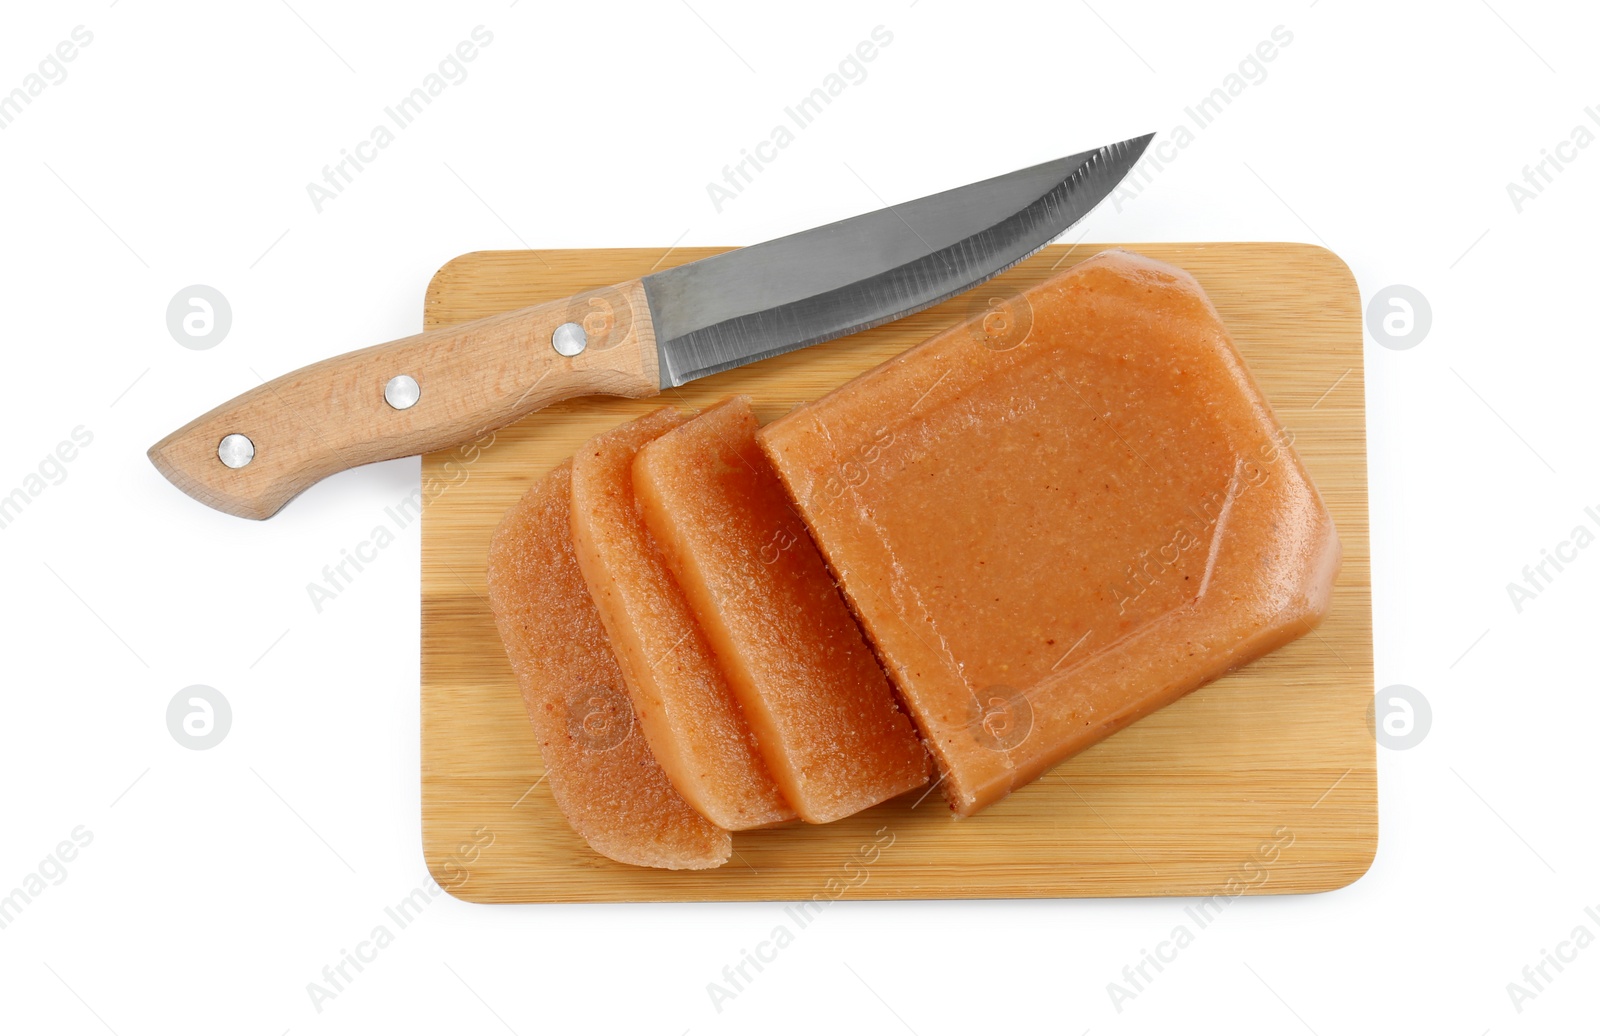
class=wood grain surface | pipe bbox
[420,243,1376,902]
[149,279,657,519]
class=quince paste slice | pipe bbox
[758,250,1341,816]
[571,408,795,831]
[486,461,730,869]
[634,395,930,824]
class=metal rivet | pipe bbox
[551,321,587,357]
[385,374,421,410]
[218,433,255,469]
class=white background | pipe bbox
[1,1,1595,1033]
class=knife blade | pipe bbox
[149,134,1152,519]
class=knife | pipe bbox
[149,134,1153,519]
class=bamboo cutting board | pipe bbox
[420,243,1375,902]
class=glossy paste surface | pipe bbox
[759,250,1342,816]
[635,396,930,824]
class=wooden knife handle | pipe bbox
[148,278,659,519]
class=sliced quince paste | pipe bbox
[758,250,1341,817]
[633,395,930,824]
[570,408,795,831]
[486,461,730,869]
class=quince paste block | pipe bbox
[486,461,730,870]
[633,396,930,824]
[571,408,795,831]
[758,250,1341,817]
